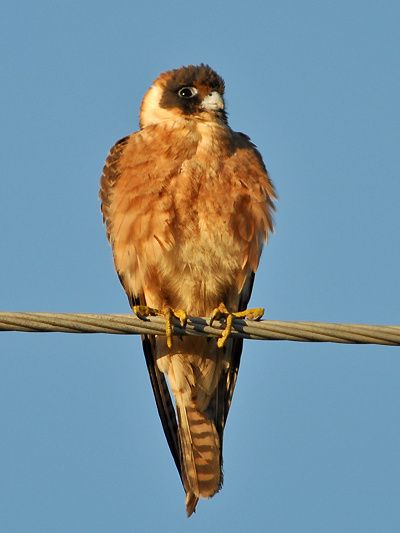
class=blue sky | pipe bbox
[1,1,399,531]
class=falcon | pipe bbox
[100,64,276,516]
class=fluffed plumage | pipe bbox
[99,64,276,516]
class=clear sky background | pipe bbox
[1,1,399,531]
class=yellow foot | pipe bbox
[133,305,187,349]
[210,303,264,348]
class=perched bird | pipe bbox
[100,64,276,516]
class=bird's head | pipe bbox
[139,64,227,129]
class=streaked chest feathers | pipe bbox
[108,119,271,315]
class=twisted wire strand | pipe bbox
[0,311,399,346]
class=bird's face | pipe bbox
[139,64,227,128]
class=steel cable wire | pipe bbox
[0,311,399,346]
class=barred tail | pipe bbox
[177,401,221,517]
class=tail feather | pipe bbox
[185,492,199,518]
[145,332,245,517]
[177,401,221,517]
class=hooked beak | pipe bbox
[201,91,225,111]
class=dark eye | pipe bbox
[178,87,198,98]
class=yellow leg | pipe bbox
[133,305,187,349]
[211,303,264,348]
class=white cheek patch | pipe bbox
[140,85,179,127]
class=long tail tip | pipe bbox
[185,492,199,517]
